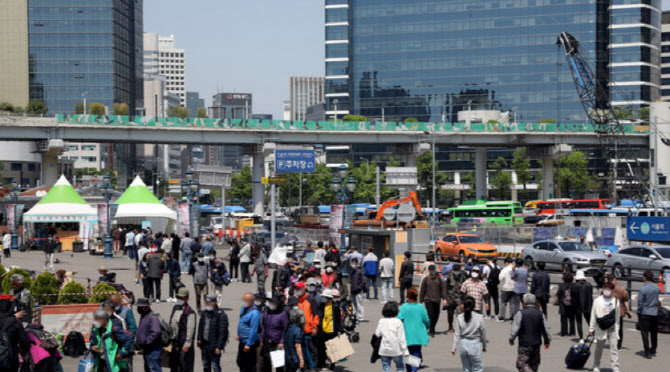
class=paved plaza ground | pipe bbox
[3,248,669,371]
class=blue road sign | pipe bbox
[626,216,670,242]
[275,149,316,173]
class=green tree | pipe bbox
[416,152,447,205]
[538,118,556,123]
[1,268,33,294]
[612,106,634,120]
[26,100,48,115]
[197,107,208,118]
[511,147,531,199]
[228,165,252,206]
[303,163,336,206]
[490,157,512,200]
[349,161,397,203]
[57,281,89,304]
[31,272,61,305]
[637,107,650,122]
[88,282,118,303]
[89,102,106,115]
[74,101,84,114]
[558,151,590,198]
[167,106,188,118]
[112,102,129,115]
[278,173,301,206]
[341,114,367,122]
[0,102,14,112]
[462,171,477,199]
[405,117,418,122]
[486,119,499,124]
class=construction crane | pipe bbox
[556,32,656,206]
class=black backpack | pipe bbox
[63,330,87,357]
[488,265,501,287]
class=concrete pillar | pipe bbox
[511,189,518,201]
[41,152,59,186]
[251,151,265,216]
[475,147,487,200]
[542,157,554,200]
[396,143,430,167]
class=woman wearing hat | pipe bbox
[259,292,289,371]
[317,289,342,369]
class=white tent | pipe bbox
[114,176,177,231]
[23,175,97,223]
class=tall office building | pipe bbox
[207,93,253,170]
[290,77,325,120]
[186,91,205,117]
[662,11,670,101]
[325,0,660,122]
[144,33,186,106]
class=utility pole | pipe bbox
[375,166,381,206]
[431,133,436,233]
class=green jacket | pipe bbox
[398,302,430,346]
[90,321,134,372]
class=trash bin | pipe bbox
[72,241,84,252]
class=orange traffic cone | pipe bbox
[659,273,665,293]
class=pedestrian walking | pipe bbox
[444,264,464,333]
[529,262,550,318]
[460,266,488,315]
[237,292,261,372]
[2,232,11,258]
[90,308,134,372]
[498,258,515,322]
[146,251,166,302]
[198,294,229,372]
[363,246,379,300]
[202,236,214,256]
[511,259,528,318]
[239,239,253,283]
[509,293,551,372]
[317,289,342,369]
[375,301,408,372]
[209,253,228,307]
[419,264,445,337]
[167,251,182,301]
[603,274,631,350]
[135,298,163,372]
[112,227,122,254]
[284,303,306,372]
[637,270,660,359]
[126,229,136,261]
[350,257,366,321]
[259,292,289,371]
[556,271,577,337]
[399,251,414,304]
[180,232,194,274]
[589,282,620,372]
[229,240,241,282]
[452,296,487,372]
[251,247,268,292]
[43,236,56,271]
[398,288,429,372]
[190,252,210,313]
[169,288,197,372]
[379,251,395,303]
[171,233,181,261]
[0,295,29,371]
[483,257,500,320]
[574,269,593,340]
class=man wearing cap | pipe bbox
[135,298,162,372]
[460,266,489,314]
[169,288,196,372]
[198,294,229,372]
[317,289,342,368]
[190,252,210,313]
[259,292,289,371]
[419,264,445,337]
[253,291,268,314]
[251,246,269,292]
[98,266,114,283]
[237,292,261,372]
[295,281,319,370]
[90,308,134,372]
[306,277,322,304]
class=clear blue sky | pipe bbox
[144,0,324,119]
[145,1,670,118]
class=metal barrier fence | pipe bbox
[285,227,331,247]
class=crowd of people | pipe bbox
[0,229,664,372]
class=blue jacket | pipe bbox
[136,310,162,349]
[168,258,181,278]
[202,241,214,256]
[237,305,261,347]
[284,323,304,365]
[637,282,660,316]
[89,322,134,358]
[115,305,138,338]
[511,267,528,294]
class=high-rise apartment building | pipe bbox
[144,33,186,106]
[325,0,660,122]
[662,11,670,101]
[290,77,325,121]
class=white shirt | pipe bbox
[137,247,150,261]
[2,234,10,249]
[499,265,515,292]
[379,257,395,278]
[482,264,491,284]
[374,318,408,357]
[161,238,172,252]
[314,248,327,264]
[589,296,621,340]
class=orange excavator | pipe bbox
[354,191,428,228]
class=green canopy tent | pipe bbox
[114,176,177,232]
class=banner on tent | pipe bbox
[5,204,25,231]
[177,201,190,236]
[329,205,344,247]
[97,204,119,236]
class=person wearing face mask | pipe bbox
[328,271,349,304]
[135,298,163,372]
[349,257,366,322]
[190,252,210,314]
[208,251,228,307]
[253,291,268,314]
[146,251,167,303]
[419,264,445,337]
[102,300,127,331]
[321,262,336,288]
[508,294,551,372]
[236,292,261,372]
[89,308,134,372]
[251,247,269,292]
[197,294,229,372]
[459,266,489,315]
[259,293,289,371]
[362,246,379,300]
[302,241,315,266]
[589,282,621,372]
[317,289,342,369]
[306,277,322,304]
[294,281,319,370]
[110,294,137,339]
[272,260,292,292]
[169,288,197,372]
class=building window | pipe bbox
[27,164,36,172]
[10,163,21,171]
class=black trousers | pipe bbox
[317,332,337,367]
[638,314,658,354]
[146,277,162,300]
[240,263,252,283]
[260,341,285,372]
[237,341,259,372]
[537,296,548,318]
[169,275,179,298]
[400,279,412,304]
[425,301,441,334]
[486,284,499,317]
[575,311,589,339]
[560,313,576,336]
[446,304,458,330]
[618,316,624,350]
[169,344,195,372]
[230,259,239,279]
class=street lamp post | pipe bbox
[100,175,114,259]
[331,165,355,251]
[9,179,20,251]
[181,168,200,237]
[423,131,437,235]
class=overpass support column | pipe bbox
[475,148,487,200]
[394,143,430,168]
[38,139,64,186]
[542,157,554,200]
[246,143,276,217]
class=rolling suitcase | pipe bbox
[565,338,593,369]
